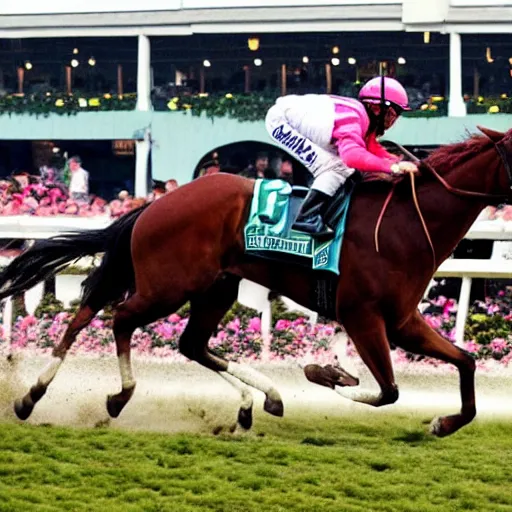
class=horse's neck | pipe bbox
[420,154,501,261]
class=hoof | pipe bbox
[14,398,33,421]
[304,363,360,389]
[429,413,470,438]
[106,385,135,419]
[237,406,253,430]
[264,396,284,417]
[106,394,127,418]
[429,416,450,438]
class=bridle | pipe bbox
[494,135,512,193]
[374,134,512,274]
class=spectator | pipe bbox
[279,159,294,184]
[202,161,221,176]
[118,190,131,201]
[40,166,57,185]
[68,156,89,204]
[165,179,178,193]
[12,171,30,190]
[197,151,220,178]
[150,180,166,201]
[241,152,277,179]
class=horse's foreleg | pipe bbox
[179,275,283,429]
[335,308,399,407]
[107,293,171,418]
[392,310,476,437]
[14,304,97,420]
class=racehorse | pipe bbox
[1,126,511,437]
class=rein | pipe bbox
[374,169,436,274]
[373,139,511,275]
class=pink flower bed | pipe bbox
[418,292,512,370]
[0,312,338,366]
[484,205,512,221]
[2,299,512,373]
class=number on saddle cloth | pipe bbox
[257,180,294,226]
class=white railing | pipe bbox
[435,240,512,345]
[1,213,511,346]
[0,215,111,239]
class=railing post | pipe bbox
[455,276,472,346]
[3,297,12,344]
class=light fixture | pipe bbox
[248,37,260,51]
[253,58,262,66]
[73,48,79,54]
[424,31,430,44]
[332,46,339,54]
[397,56,406,65]
[52,147,60,153]
[509,57,512,66]
[331,57,340,66]
[203,59,211,67]
[24,61,32,70]
[302,56,309,64]
[88,56,96,66]
[71,59,79,68]
[486,47,494,63]
[348,57,357,65]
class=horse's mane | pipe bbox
[423,133,494,171]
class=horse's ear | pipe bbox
[477,125,504,142]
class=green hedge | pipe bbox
[0,93,136,118]
[2,92,511,120]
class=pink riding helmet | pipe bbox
[358,76,411,111]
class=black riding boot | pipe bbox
[292,189,334,238]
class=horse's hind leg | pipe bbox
[336,307,399,406]
[179,274,284,428]
[392,310,476,437]
[106,293,176,418]
[14,303,98,420]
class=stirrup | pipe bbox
[311,225,335,240]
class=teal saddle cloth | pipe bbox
[243,176,356,276]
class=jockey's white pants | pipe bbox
[265,94,355,196]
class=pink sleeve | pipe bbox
[366,134,400,162]
[332,113,395,173]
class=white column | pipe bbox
[136,34,152,111]
[448,32,466,117]
[135,129,150,198]
[3,298,12,344]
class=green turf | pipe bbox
[1,413,511,512]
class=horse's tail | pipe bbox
[0,204,149,305]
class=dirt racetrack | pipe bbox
[1,351,512,434]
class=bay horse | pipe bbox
[1,126,511,437]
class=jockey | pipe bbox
[265,76,419,237]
